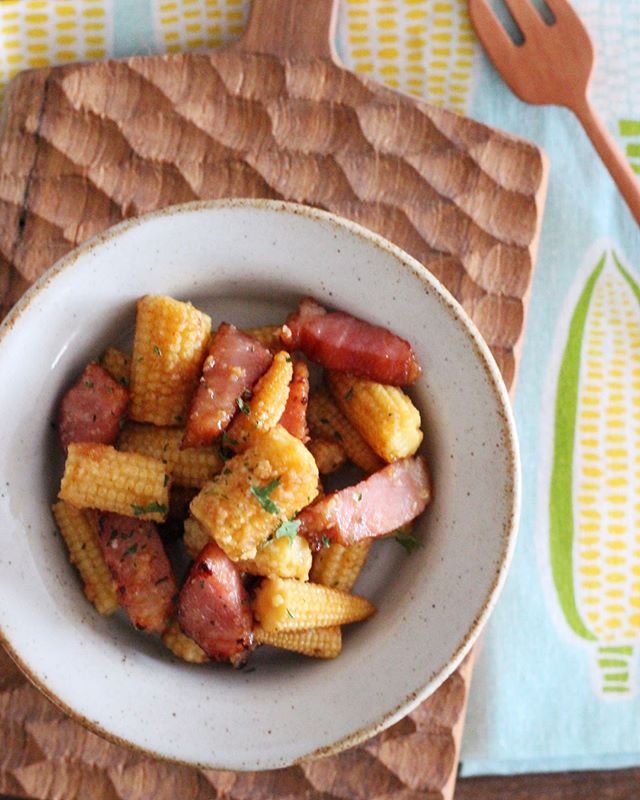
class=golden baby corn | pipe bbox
[52,502,118,615]
[190,425,319,561]
[59,443,169,522]
[328,372,422,462]
[252,577,375,632]
[130,295,211,426]
[254,625,342,659]
[119,423,223,488]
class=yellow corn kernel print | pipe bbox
[0,0,112,99]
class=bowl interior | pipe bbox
[0,200,518,769]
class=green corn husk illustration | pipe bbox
[550,249,640,697]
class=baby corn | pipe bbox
[252,577,375,632]
[52,501,118,615]
[119,423,223,488]
[310,540,372,592]
[227,351,292,450]
[238,535,312,581]
[183,516,210,560]
[254,625,342,659]
[130,295,211,426]
[100,347,131,387]
[328,372,422,462]
[244,325,285,353]
[307,388,383,473]
[190,425,319,561]
[162,620,209,664]
[307,438,347,475]
[59,443,170,522]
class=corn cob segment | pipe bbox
[52,502,118,615]
[307,388,383,473]
[238,535,312,581]
[328,372,423,462]
[252,577,375,632]
[162,620,209,664]
[310,540,372,592]
[100,347,131,387]
[130,295,211,426]
[59,443,170,522]
[254,625,342,659]
[227,351,293,450]
[183,516,210,560]
[190,425,319,561]
[119,423,223,488]
[244,325,285,353]
[307,438,347,475]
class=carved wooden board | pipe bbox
[0,1,547,798]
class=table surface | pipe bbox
[1,767,639,800]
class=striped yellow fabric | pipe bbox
[340,0,476,111]
[0,0,111,97]
[150,0,248,53]
[574,264,640,645]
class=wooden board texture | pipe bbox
[0,2,547,797]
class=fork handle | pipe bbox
[571,97,640,227]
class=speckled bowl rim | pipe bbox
[0,197,521,768]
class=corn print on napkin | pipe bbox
[1,0,640,778]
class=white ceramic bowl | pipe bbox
[0,199,519,769]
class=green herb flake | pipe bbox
[118,416,127,430]
[320,417,329,425]
[250,478,281,515]
[131,501,168,517]
[237,396,251,416]
[119,376,130,387]
[285,356,292,363]
[286,608,295,619]
[274,519,301,545]
[174,414,183,424]
[395,531,421,555]
[343,388,353,401]
[153,345,162,356]
[123,543,138,558]
[355,492,362,502]
[163,474,170,487]
[108,528,119,544]
[333,431,343,442]
[219,430,238,462]
[84,380,94,389]
[199,579,205,589]
[321,535,331,549]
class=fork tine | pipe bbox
[502,0,544,35]
[468,0,515,55]
[545,0,587,30]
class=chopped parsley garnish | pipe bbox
[286,608,295,619]
[343,388,353,401]
[395,531,421,554]
[123,543,138,558]
[108,528,119,544]
[250,478,280,514]
[285,356,292,363]
[355,492,362,502]
[219,430,238,461]
[119,376,130,387]
[84,380,94,389]
[131,501,167,516]
[321,535,331,549]
[274,519,301,545]
[237,396,251,415]
[153,345,162,356]
[199,579,205,589]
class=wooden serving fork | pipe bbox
[469,0,640,226]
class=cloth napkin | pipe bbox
[1,0,639,778]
